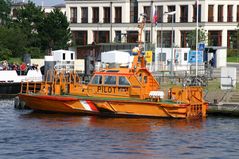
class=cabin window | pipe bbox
[144,76,147,83]
[91,75,102,84]
[71,53,74,60]
[184,53,187,61]
[63,53,65,60]
[119,76,130,86]
[104,76,116,85]
[159,53,166,61]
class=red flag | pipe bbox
[153,6,158,25]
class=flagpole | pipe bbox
[196,0,199,77]
[196,0,198,77]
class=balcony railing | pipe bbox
[92,18,99,23]
[103,18,110,23]
[192,17,201,22]
[70,17,77,23]
[227,16,233,22]
[167,17,175,23]
[114,18,122,23]
[218,16,223,22]
[208,16,214,22]
[81,18,88,23]
[180,16,188,23]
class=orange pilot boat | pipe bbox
[18,14,208,119]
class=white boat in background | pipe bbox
[0,70,42,83]
[0,69,43,95]
[0,49,85,96]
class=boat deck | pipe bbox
[25,93,184,105]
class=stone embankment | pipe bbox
[206,90,239,116]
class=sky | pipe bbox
[29,0,65,6]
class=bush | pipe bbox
[227,49,238,57]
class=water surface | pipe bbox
[0,99,239,159]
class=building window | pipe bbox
[157,31,174,48]
[218,5,223,22]
[228,5,233,22]
[145,30,150,43]
[93,31,109,43]
[127,31,138,43]
[12,8,17,17]
[92,7,99,23]
[115,7,122,23]
[180,5,188,22]
[103,7,110,23]
[208,5,214,22]
[81,7,88,23]
[115,31,121,43]
[228,31,237,49]
[193,4,201,22]
[237,5,239,22]
[156,6,163,23]
[157,31,162,47]
[208,31,222,46]
[70,7,77,23]
[72,31,88,45]
[181,31,190,47]
[144,6,151,23]
[167,6,175,22]
[130,0,138,23]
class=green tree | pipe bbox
[187,27,208,49]
[13,1,45,48]
[0,47,12,61]
[0,0,11,26]
[0,26,27,56]
[38,8,71,53]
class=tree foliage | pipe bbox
[0,0,11,26]
[13,1,45,48]
[0,26,27,56]
[187,27,208,49]
[0,47,12,61]
[38,8,71,52]
[1,1,72,58]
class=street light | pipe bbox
[163,11,176,80]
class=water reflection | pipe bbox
[20,111,205,132]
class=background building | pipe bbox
[65,0,239,50]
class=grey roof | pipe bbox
[52,3,65,8]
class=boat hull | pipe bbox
[18,94,100,115]
[93,100,205,118]
[18,94,206,118]
[0,83,21,95]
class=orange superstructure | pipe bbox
[18,14,207,119]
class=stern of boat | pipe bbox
[170,86,208,118]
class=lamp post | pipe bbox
[164,11,176,79]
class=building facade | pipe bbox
[65,0,239,50]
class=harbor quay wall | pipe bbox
[205,90,239,116]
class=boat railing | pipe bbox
[20,81,42,94]
[41,70,85,95]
